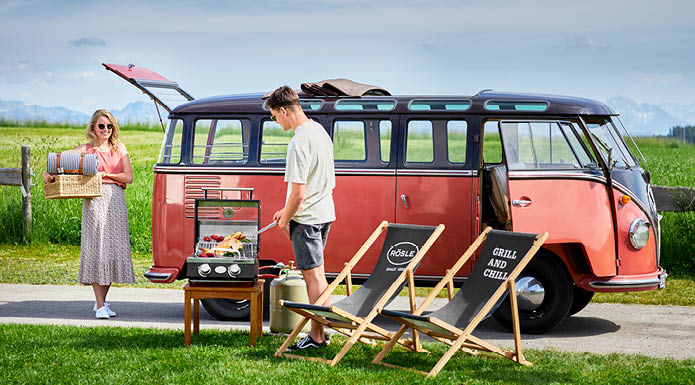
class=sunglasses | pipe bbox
[270,114,277,121]
[97,123,114,130]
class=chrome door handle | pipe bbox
[401,194,409,209]
[512,199,532,207]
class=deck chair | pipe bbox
[275,221,445,366]
[372,227,548,377]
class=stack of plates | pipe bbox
[46,152,99,175]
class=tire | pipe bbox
[568,286,594,316]
[201,279,272,321]
[492,254,573,334]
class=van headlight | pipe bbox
[629,218,651,249]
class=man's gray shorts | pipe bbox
[289,220,332,270]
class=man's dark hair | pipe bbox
[267,86,300,110]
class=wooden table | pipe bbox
[184,280,264,346]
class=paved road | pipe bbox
[1,283,694,359]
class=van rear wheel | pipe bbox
[492,255,573,334]
[201,279,272,321]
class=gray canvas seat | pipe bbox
[373,228,548,377]
[275,221,445,366]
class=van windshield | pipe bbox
[584,118,636,168]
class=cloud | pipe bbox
[69,37,106,47]
[565,35,609,51]
[632,73,682,84]
[0,60,30,72]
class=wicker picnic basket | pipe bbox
[44,174,102,199]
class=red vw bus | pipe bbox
[106,64,666,333]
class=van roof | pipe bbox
[170,90,615,116]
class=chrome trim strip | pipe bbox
[396,169,477,177]
[588,278,661,289]
[154,165,477,177]
[508,170,607,184]
[155,165,285,174]
[336,169,395,176]
[143,272,172,281]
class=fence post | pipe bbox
[21,145,32,242]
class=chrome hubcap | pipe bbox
[515,276,545,312]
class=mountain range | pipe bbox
[1,97,694,136]
[0,100,165,126]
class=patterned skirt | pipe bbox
[79,184,135,285]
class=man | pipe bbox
[269,86,335,350]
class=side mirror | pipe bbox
[642,170,651,184]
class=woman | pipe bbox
[43,109,135,319]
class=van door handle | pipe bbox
[512,199,532,207]
[401,194,409,209]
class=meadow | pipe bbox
[0,125,693,280]
[1,324,693,385]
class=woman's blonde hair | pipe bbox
[86,109,121,152]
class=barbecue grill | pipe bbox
[185,190,260,282]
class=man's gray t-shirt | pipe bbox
[285,120,336,224]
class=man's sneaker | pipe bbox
[93,302,116,317]
[287,335,327,351]
[95,306,110,319]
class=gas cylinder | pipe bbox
[270,268,311,333]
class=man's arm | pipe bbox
[276,182,306,239]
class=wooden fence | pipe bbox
[0,145,32,241]
[652,185,695,212]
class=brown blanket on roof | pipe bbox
[301,78,391,97]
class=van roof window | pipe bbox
[335,99,396,111]
[262,99,324,111]
[485,101,548,112]
[409,100,471,111]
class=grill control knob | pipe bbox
[228,264,241,276]
[198,263,211,277]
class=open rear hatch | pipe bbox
[103,63,194,113]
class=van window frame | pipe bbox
[191,117,253,165]
[399,115,475,170]
[327,115,397,169]
[497,118,598,171]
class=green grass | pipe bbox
[0,126,162,253]
[0,324,692,385]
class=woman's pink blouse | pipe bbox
[85,143,128,189]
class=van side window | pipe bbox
[379,120,392,162]
[447,120,467,163]
[406,120,434,163]
[500,121,585,170]
[333,121,366,161]
[192,119,249,164]
[483,121,503,164]
[158,119,183,164]
[260,120,293,163]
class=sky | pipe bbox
[1,0,694,115]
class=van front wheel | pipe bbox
[492,255,573,334]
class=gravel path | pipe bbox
[1,283,693,359]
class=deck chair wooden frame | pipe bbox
[275,220,445,366]
[372,227,548,377]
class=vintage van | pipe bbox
[106,64,666,333]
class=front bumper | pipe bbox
[578,268,667,292]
